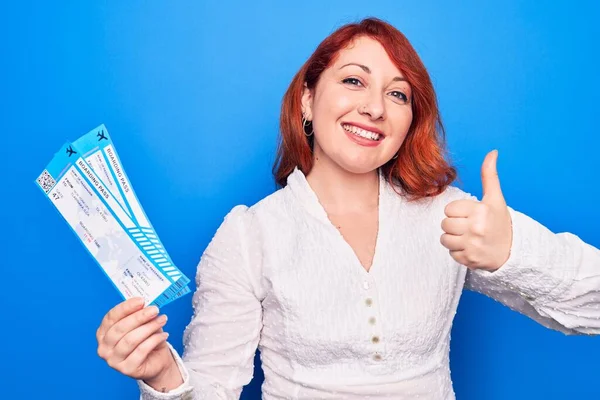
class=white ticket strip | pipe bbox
[72,125,189,299]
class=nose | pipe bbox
[358,91,385,121]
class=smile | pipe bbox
[341,123,383,141]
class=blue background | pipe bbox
[1,1,598,398]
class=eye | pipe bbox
[389,90,409,103]
[342,77,364,87]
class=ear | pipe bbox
[301,83,313,120]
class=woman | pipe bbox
[96,18,600,399]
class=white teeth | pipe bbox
[342,124,381,141]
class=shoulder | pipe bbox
[218,185,294,234]
[390,184,478,223]
[439,184,478,203]
[246,185,296,228]
[396,183,477,208]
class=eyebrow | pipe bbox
[339,62,408,82]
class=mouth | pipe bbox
[341,123,384,142]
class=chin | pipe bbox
[336,159,382,175]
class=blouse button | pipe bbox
[373,353,382,361]
[368,317,376,325]
[365,298,373,307]
[371,336,380,344]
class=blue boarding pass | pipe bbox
[35,141,190,307]
[71,125,190,301]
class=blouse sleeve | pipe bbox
[137,205,264,399]
[464,203,600,335]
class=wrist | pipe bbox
[144,354,183,393]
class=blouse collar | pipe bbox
[285,166,396,225]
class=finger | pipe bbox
[444,199,477,218]
[112,314,169,362]
[481,150,505,205]
[104,305,160,348]
[121,331,171,374]
[97,297,145,341]
[449,250,469,266]
[440,233,465,251]
[441,217,469,235]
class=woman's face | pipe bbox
[302,36,413,175]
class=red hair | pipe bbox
[273,17,458,201]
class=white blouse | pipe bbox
[138,167,600,400]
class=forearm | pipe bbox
[467,206,600,334]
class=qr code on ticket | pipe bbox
[37,170,56,193]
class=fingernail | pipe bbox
[158,314,168,324]
[147,306,159,317]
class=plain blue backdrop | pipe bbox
[1,1,598,398]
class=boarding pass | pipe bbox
[35,126,190,307]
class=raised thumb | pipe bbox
[481,149,504,204]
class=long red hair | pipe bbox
[273,17,458,201]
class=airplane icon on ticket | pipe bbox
[66,146,77,157]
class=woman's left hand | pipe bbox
[440,150,513,272]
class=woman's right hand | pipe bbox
[96,297,178,385]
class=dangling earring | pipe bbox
[302,114,314,137]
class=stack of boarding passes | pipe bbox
[35,124,190,307]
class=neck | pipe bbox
[306,148,379,214]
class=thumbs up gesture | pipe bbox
[441,150,513,271]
